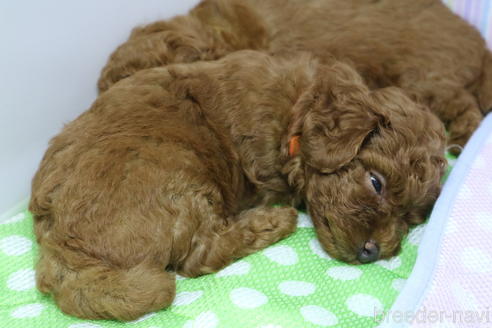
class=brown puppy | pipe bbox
[30,51,446,320]
[98,0,492,151]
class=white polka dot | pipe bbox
[326,266,362,281]
[451,281,479,311]
[183,311,218,328]
[230,287,268,309]
[128,312,156,324]
[309,238,332,260]
[475,212,492,232]
[68,324,102,328]
[447,157,457,166]
[300,305,338,326]
[407,224,426,246]
[11,303,44,318]
[460,247,492,273]
[216,261,251,277]
[346,294,383,317]
[375,256,401,270]
[0,235,32,256]
[7,269,35,291]
[297,213,313,228]
[172,291,203,307]
[1,212,26,225]
[278,281,316,296]
[176,274,187,280]
[391,278,406,292]
[263,245,298,266]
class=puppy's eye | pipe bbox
[370,173,382,194]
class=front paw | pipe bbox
[245,206,298,247]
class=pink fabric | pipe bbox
[410,135,492,327]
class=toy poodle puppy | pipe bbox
[30,51,446,320]
[98,0,492,152]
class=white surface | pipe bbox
[0,0,200,216]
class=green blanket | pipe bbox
[0,212,420,328]
[0,158,454,328]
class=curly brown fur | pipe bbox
[98,0,492,152]
[31,51,446,320]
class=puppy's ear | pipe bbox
[293,62,381,173]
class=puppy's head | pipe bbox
[285,62,446,263]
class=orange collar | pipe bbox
[288,135,301,157]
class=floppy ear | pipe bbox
[291,62,382,174]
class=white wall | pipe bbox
[0,0,201,218]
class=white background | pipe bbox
[0,0,201,217]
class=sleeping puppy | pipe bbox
[98,0,492,153]
[30,51,446,320]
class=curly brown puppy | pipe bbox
[30,51,446,320]
[98,0,492,152]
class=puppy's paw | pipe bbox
[241,206,298,250]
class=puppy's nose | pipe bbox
[357,240,379,263]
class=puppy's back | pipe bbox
[29,64,241,320]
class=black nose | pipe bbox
[357,240,379,263]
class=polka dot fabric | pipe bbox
[0,158,455,328]
[0,214,429,327]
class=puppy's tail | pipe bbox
[36,254,175,321]
[475,50,492,115]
